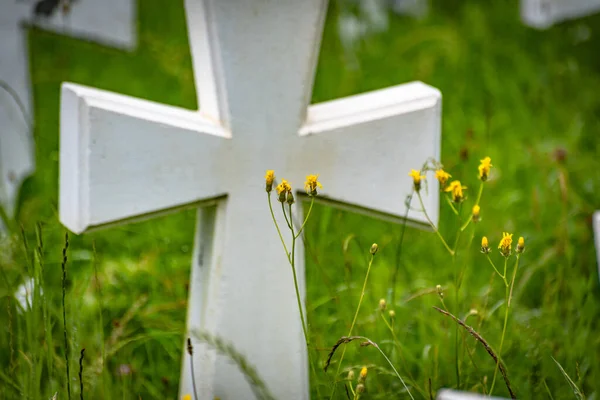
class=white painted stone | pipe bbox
[594,211,600,282]
[0,0,136,222]
[58,0,441,398]
[521,0,600,28]
[437,389,508,400]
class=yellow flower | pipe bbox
[472,204,480,222]
[481,236,490,254]
[444,180,467,203]
[182,395,192,400]
[435,169,451,187]
[276,179,292,203]
[409,169,426,191]
[478,157,493,181]
[304,174,322,196]
[265,170,275,193]
[359,366,368,382]
[498,232,513,257]
[516,236,525,253]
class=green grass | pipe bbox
[1,0,600,398]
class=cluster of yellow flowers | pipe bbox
[265,170,323,203]
[481,233,525,257]
[409,157,493,204]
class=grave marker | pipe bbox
[521,0,600,28]
[0,0,136,223]
[58,0,442,398]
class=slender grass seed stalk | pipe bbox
[61,232,71,400]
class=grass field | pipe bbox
[1,0,600,398]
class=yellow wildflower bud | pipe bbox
[436,284,444,299]
[359,366,368,382]
[347,370,355,380]
[472,205,480,223]
[444,180,467,203]
[388,310,395,319]
[356,383,365,394]
[265,170,275,193]
[370,243,378,255]
[304,174,322,196]
[379,298,386,311]
[435,169,451,187]
[481,236,491,254]
[182,395,192,400]
[409,169,426,192]
[498,232,513,257]
[286,190,295,205]
[516,236,525,254]
[275,179,292,203]
[478,157,493,181]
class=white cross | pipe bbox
[0,0,136,219]
[58,0,441,398]
[521,0,600,28]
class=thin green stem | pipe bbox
[417,192,455,256]
[508,255,521,307]
[281,202,292,230]
[445,197,459,215]
[475,181,484,205]
[288,204,321,398]
[490,257,510,395]
[330,254,375,399]
[295,197,315,239]
[486,255,506,284]
[268,194,291,263]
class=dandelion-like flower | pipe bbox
[445,180,467,203]
[498,232,513,257]
[409,169,426,192]
[472,204,481,222]
[359,367,368,382]
[276,179,292,203]
[481,236,491,254]
[435,169,451,187]
[516,236,525,254]
[478,157,493,181]
[182,395,192,400]
[304,174,322,196]
[265,170,275,193]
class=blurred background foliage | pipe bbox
[1,0,599,398]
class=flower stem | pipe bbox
[295,197,315,239]
[268,194,290,263]
[490,257,510,395]
[330,254,375,399]
[417,191,455,256]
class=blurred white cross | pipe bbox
[0,0,136,223]
[58,0,441,398]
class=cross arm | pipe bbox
[297,81,441,227]
[60,83,230,233]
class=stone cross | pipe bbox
[58,0,441,398]
[0,0,136,221]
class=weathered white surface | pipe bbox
[594,211,600,282]
[59,0,442,398]
[0,0,136,221]
[437,389,508,400]
[521,0,600,28]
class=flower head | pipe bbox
[304,174,323,196]
[347,370,355,380]
[498,232,513,257]
[472,204,481,222]
[276,179,292,203]
[478,157,493,181]
[379,298,386,311]
[481,236,491,254]
[444,180,467,203]
[265,170,275,193]
[435,169,452,187]
[359,366,368,382]
[182,395,192,400]
[388,310,396,319]
[409,169,426,192]
[516,236,525,254]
